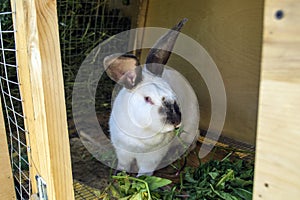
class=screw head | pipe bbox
[275,10,284,20]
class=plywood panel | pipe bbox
[0,99,16,200]
[253,0,300,199]
[138,0,264,145]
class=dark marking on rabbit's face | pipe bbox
[159,99,182,128]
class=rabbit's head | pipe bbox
[104,54,181,135]
[104,19,187,137]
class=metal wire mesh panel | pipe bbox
[0,1,31,199]
[57,0,138,198]
[1,0,137,199]
[73,180,102,199]
[57,0,133,121]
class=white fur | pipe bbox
[110,68,178,175]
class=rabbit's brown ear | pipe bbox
[146,18,188,76]
[104,53,142,89]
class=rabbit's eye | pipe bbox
[144,96,154,105]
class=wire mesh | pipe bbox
[57,0,133,122]
[57,0,137,199]
[1,0,137,199]
[0,1,31,199]
[73,180,103,199]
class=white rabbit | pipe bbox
[104,19,191,176]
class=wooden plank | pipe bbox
[12,0,74,199]
[253,0,300,199]
[0,98,16,200]
[34,0,74,198]
[133,0,149,57]
[11,0,40,195]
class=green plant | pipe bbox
[175,155,254,200]
[100,172,172,200]
[100,151,254,200]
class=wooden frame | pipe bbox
[2,0,299,199]
[253,0,300,199]
[11,0,74,199]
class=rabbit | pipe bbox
[103,19,188,176]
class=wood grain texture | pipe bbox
[138,0,264,145]
[12,0,74,199]
[12,0,44,194]
[34,1,74,198]
[134,0,148,57]
[253,0,300,199]
[0,98,16,200]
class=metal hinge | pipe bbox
[35,175,48,200]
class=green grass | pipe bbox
[99,150,254,200]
